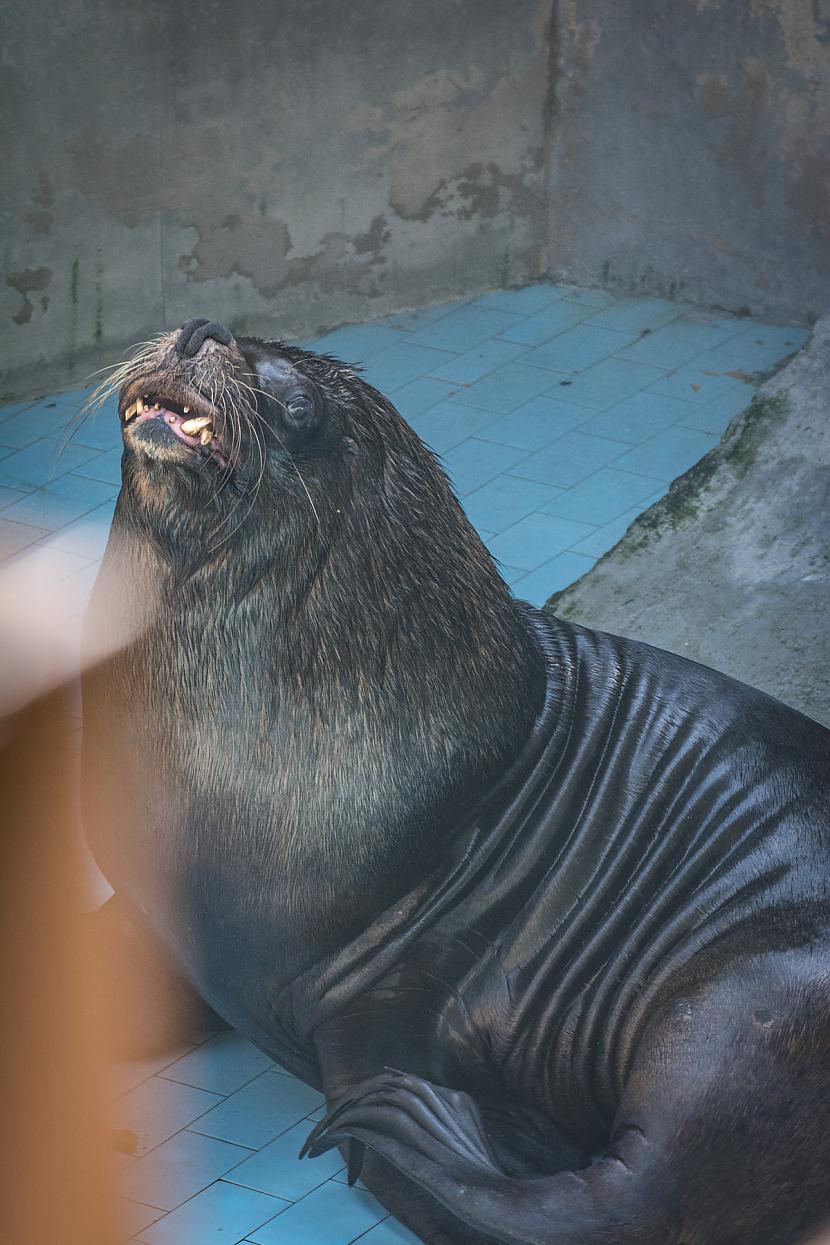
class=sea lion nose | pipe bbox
[175,318,234,358]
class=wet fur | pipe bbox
[82,329,543,972]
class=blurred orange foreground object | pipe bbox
[1,685,117,1245]
[0,548,152,1245]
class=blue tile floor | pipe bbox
[0,283,808,1242]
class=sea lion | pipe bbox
[81,317,830,1245]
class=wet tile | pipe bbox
[0,517,48,559]
[559,287,620,308]
[549,357,665,411]
[49,385,97,409]
[496,299,594,345]
[406,304,523,352]
[514,432,626,488]
[510,550,597,607]
[41,470,118,504]
[678,385,752,435]
[690,323,809,376]
[361,342,456,392]
[462,475,563,534]
[389,377,463,421]
[356,1218,424,1245]
[311,323,403,361]
[71,407,124,451]
[409,402,502,454]
[75,447,124,485]
[471,282,571,314]
[122,1128,252,1211]
[0,438,101,490]
[522,324,638,372]
[0,396,40,421]
[48,500,116,558]
[442,438,529,496]
[612,425,719,482]
[191,1069,324,1150]
[3,482,112,530]
[112,1075,223,1157]
[478,394,592,451]
[580,391,695,444]
[0,484,28,509]
[0,406,76,449]
[225,1120,343,1201]
[540,467,662,527]
[584,295,688,334]
[248,1179,387,1245]
[496,563,528,587]
[160,1030,274,1097]
[108,1045,199,1102]
[571,505,647,557]
[487,512,595,572]
[428,338,528,384]
[135,1179,286,1245]
[383,298,470,332]
[617,316,744,369]
[645,364,748,405]
[446,362,558,414]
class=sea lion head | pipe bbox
[108,317,346,561]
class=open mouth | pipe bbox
[122,395,228,467]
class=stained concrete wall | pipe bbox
[4,1,830,401]
[547,0,830,323]
[0,0,551,399]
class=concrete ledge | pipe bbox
[546,315,830,727]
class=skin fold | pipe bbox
[81,318,830,1245]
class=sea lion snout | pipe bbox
[175,317,235,359]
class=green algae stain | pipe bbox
[726,392,788,478]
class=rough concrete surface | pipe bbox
[547,0,830,324]
[0,0,551,398]
[547,316,830,727]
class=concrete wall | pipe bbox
[547,0,830,323]
[4,1,830,400]
[0,0,551,398]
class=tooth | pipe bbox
[154,402,160,410]
[123,401,137,421]
[136,399,144,414]
[200,428,213,445]
[183,405,190,414]
[181,415,212,434]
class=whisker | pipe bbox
[206,394,267,549]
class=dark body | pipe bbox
[82,319,830,1245]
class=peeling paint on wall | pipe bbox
[6,267,52,325]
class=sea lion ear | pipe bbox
[342,436,359,465]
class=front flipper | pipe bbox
[302,1069,503,1188]
[302,1070,534,1240]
